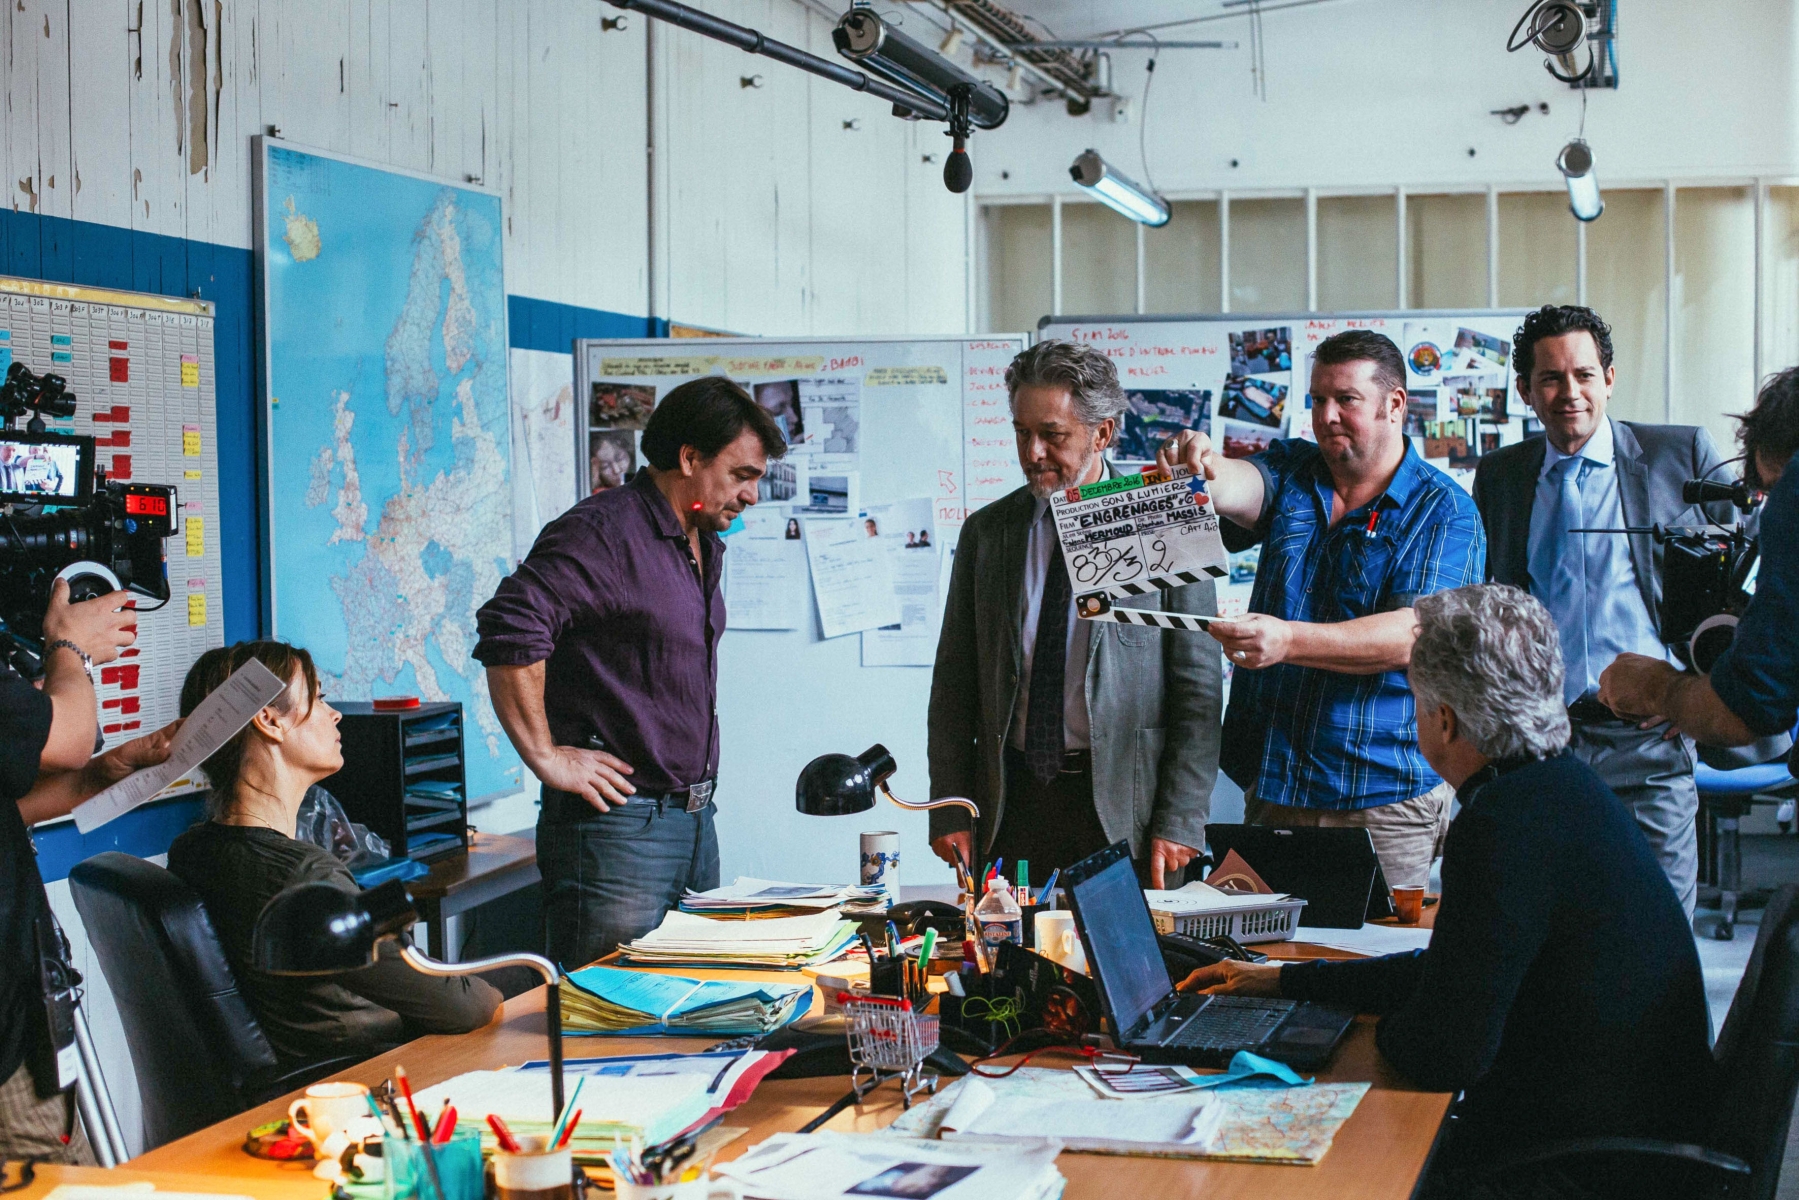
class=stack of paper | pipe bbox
[562,966,813,1036]
[937,1076,1225,1153]
[408,1067,711,1161]
[680,877,887,918]
[715,1131,1065,1200]
[621,908,859,969]
[1144,880,1297,912]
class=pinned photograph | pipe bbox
[1408,340,1443,377]
[1402,321,1453,381]
[799,472,852,515]
[1446,375,1508,422]
[753,379,806,444]
[1452,327,1510,373]
[1229,546,1260,585]
[1404,390,1440,438]
[1421,419,1467,461]
[589,382,656,430]
[588,429,636,493]
[1449,438,1482,470]
[1220,376,1288,430]
[759,456,801,503]
[1116,388,1212,461]
[1221,419,1278,460]
[1229,327,1292,375]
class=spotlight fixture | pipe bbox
[834,9,1010,193]
[1511,1,1597,84]
[1557,138,1603,221]
[1070,149,1170,227]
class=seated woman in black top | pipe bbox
[1183,585,1715,1196]
[168,642,501,1066]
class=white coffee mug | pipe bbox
[287,1080,370,1150]
[860,831,900,905]
[1033,910,1087,975]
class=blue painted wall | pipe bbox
[5,210,659,879]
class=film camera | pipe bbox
[0,361,177,675]
[1585,477,1762,675]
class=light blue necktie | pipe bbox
[1530,455,1591,704]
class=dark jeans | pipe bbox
[536,792,720,970]
[994,746,1113,889]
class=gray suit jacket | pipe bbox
[926,476,1223,858]
[1471,419,1732,625]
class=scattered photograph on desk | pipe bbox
[590,382,656,430]
[1229,326,1292,375]
[588,430,636,493]
[1452,327,1510,373]
[1116,388,1213,461]
[847,1163,979,1198]
[1404,390,1440,437]
[752,379,806,444]
[1220,376,1288,430]
[1221,419,1278,460]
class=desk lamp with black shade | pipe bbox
[796,742,980,889]
[252,879,566,1120]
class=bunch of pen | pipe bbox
[361,1066,461,1200]
[485,1073,587,1155]
[608,1130,701,1188]
[864,920,935,1007]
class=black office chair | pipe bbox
[1475,883,1799,1199]
[68,852,361,1150]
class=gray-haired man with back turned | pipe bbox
[926,340,1223,890]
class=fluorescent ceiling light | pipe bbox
[1069,149,1170,227]
[1557,138,1604,222]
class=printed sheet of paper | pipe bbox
[860,497,941,667]
[805,518,900,640]
[72,659,288,832]
[1050,466,1229,607]
[728,535,805,630]
[798,377,861,475]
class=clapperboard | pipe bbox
[1051,466,1230,633]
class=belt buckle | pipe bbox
[685,779,715,813]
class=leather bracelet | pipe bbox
[44,639,95,680]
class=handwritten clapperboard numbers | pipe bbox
[1051,467,1230,632]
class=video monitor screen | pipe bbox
[0,431,94,506]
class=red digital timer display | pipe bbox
[124,493,168,517]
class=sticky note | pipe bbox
[50,334,71,347]
[180,355,199,387]
[187,593,206,626]
[184,469,201,480]
[185,516,203,557]
[182,426,201,456]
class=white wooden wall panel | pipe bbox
[68,0,134,230]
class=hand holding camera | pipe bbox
[41,577,138,667]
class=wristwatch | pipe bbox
[44,639,95,681]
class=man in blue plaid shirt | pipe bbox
[1159,330,1485,888]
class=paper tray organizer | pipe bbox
[1147,895,1307,944]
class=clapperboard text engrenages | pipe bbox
[1050,466,1230,633]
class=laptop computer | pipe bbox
[1064,842,1354,1069]
[1204,825,1395,928]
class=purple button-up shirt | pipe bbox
[473,470,725,795]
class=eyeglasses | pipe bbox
[1089,1051,1142,1076]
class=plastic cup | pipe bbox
[384,1128,483,1200]
[1392,886,1426,925]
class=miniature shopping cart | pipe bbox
[840,993,940,1109]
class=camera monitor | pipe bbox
[0,430,95,507]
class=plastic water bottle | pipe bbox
[975,876,1023,950]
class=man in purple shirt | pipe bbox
[474,378,786,967]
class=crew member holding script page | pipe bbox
[475,379,788,968]
[1158,331,1485,889]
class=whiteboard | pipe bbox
[572,335,1027,887]
[1038,309,1534,623]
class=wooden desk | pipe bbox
[408,831,539,962]
[130,944,1451,1199]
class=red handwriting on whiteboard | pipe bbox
[966,340,1017,351]
[827,355,864,371]
[938,470,959,495]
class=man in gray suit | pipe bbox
[1472,304,1732,918]
[927,341,1222,889]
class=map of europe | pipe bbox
[263,145,523,800]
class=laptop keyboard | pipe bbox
[1161,996,1298,1050]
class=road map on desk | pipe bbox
[884,1067,1369,1164]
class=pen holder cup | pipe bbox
[615,1176,714,1200]
[384,1128,483,1200]
[938,975,1012,1055]
[868,956,906,1000]
[1019,903,1047,948]
[491,1135,576,1200]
